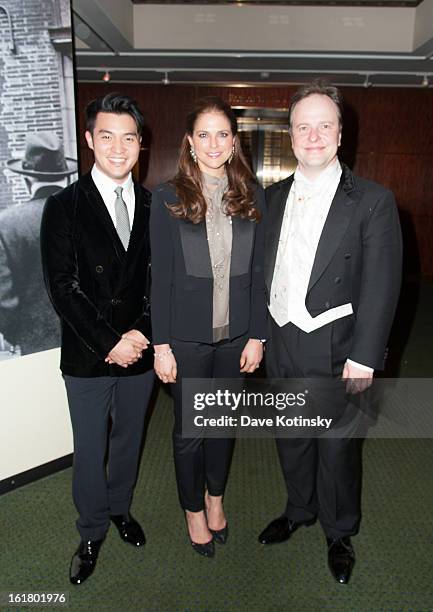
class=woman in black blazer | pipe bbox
[150,96,267,557]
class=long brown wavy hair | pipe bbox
[169,96,261,224]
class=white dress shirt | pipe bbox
[91,164,135,228]
[269,160,372,372]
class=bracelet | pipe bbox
[154,348,173,360]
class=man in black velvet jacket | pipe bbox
[40,94,154,585]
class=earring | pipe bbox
[228,144,235,165]
[190,147,197,163]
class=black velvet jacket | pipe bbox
[40,173,152,377]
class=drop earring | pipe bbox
[228,144,235,164]
[190,147,197,163]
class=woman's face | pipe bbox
[187,110,234,177]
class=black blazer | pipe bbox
[265,164,403,370]
[40,173,152,377]
[150,182,267,345]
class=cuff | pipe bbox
[346,358,374,373]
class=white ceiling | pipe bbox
[73,0,433,87]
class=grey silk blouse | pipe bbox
[202,172,232,342]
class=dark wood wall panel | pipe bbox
[76,83,433,276]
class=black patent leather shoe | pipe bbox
[210,523,228,545]
[69,539,104,585]
[190,538,215,557]
[258,516,315,545]
[110,514,146,547]
[327,537,355,584]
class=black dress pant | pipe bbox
[170,335,247,512]
[64,371,154,540]
[266,318,362,539]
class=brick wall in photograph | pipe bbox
[0,0,69,209]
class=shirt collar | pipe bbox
[201,171,228,189]
[294,159,341,190]
[91,164,133,198]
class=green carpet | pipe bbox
[0,389,432,611]
[1,282,432,611]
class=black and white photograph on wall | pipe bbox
[0,0,78,360]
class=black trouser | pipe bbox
[64,371,154,541]
[170,335,247,512]
[266,318,362,539]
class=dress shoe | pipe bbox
[209,523,228,545]
[190,538,215,557]
[110,514,146,547]
[327,537,355,584]
[258,516,315,545]
[185,509,215,557]
[69,539,104,585]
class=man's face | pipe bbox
[85,112,141,184]
[290,93,341,179]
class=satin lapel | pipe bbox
[265,176,293,292]
[307,180,357,292]
[230,215,254,276]
[82,174,126,260]
[179,218,213,278]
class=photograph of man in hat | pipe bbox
[0,131,77,356]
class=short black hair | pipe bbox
[288,79,343,132]
[85,93,144,136]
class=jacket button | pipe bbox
[325,301,331,309]
[334,277,341,284]
[95,265,103,273]
[344,253,351,259]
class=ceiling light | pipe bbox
[422,74,429,87]
[102,70,110,82]
[363,74,371,88]
[162,71,170,86]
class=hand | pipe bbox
[105,330,150,365]
[342,361,373,395]
[105,337,142,368]
[154,343,177,383]
[240,339,264,374]
[122,329,150,351]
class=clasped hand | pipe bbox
[105,329,150,368]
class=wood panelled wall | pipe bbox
[77,84,433,276]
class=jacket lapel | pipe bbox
[82,174,126,261]
[126,182,149,261]
[230,215,254,276]
[265,175,293,292]
[178,208,255,279]
[307,165,359,292]
[179,218,213,278]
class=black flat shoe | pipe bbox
[209,523,228,545]
[69,538,104,585]
[327,537,355,584]
[190,538,215,557]
[110,513,146,547]
[258,516,315,545]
